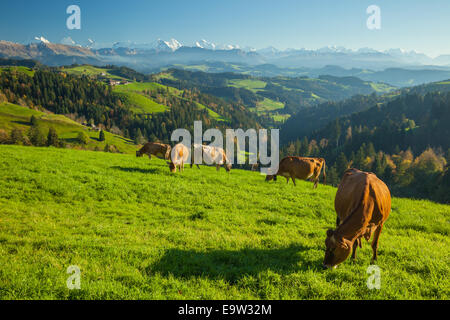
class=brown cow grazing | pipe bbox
[323,169,391,269]
[265,156,326,189]
[167,143,190,173]
[136,142,171,160]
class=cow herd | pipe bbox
[136,142,391,269]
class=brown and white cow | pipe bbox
[190,144,232,172]
[136,142,171,160]
[265,156,326,189]
[323,168,391,269]
[167,143,190,173]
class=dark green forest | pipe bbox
[281,91,450,203]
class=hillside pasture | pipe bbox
[0,145,448,300]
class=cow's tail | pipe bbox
[322,159,327,185]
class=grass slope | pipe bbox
[61,66,124,80]
[113,89,169,114]
[0,103,137,154]
[114,82,225,120]
[0,66,35,77]
[0,145,448,300]
[228,79,267,93]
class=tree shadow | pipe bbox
[147,244,322,282]
[110,166,160,174]
[12,120,31,126]
[62,138,81,144]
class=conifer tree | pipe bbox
[47,127,59,147]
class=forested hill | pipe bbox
[281,89,450,203]
[281,79,450,144]
[154,68,395,126]
[312,91,450,156]
[0,66,261,145]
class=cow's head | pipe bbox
[167,161,176,173]
[265,174,277,182]
[225,163,232,172]
[136,150,143,157]
[323,229,352,269]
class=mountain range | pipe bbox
[1,38,450,87]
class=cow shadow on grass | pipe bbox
[110,166,160,175]
[147,244,322,282]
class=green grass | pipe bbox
[0,145,448,300]
[228,79,267,93]
[193,101,226,122]
[0,66,35,77]
[271,113,291,123]
[115,82,181,95]
[250,98,289,123]
[0,102,137,154]
[256,98,285,113]
[114,81,225,119]
[369,82,396,93]
[62,66,124,80]
[113,89,169,114]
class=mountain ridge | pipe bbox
[2,39,450,72]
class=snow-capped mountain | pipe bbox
[34,36,50,44]
[195,39,216,50]
[316,46,353,54]
[155,38,182,51]
[194,40,251,51]
[112,39,182,52]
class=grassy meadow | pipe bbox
[0,145,449,300]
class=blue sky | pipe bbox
[1,0,449,57]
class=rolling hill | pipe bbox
[155,69,396,125]
[0,145,448,299]
[0,102,137,154]
[0,64,261,145]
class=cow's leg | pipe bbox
[371,224,383,262]
[197,164,201,169]
[313,171,320,189]
[148,154,152,160]
[291,175,296,186]
[351,239,359,261]
[286,177,290,184]
[216,165,220,171]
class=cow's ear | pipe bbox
[326,229,334,238]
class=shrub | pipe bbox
[0,129,10,144]
[28,125,46,146]
[77,131,90,145]
[47,127,59,147]
[10,128,24,145]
